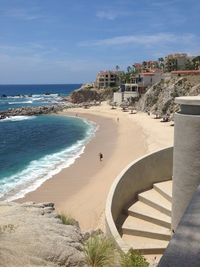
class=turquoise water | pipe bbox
[0,114,96,201]
[0,84,95,201]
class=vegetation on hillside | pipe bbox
[84,235,116,267]
[58,213,79,226]
[137,76,200,115]
[83,233,149,267]
[120,249,149,267]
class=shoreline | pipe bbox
[3,115,97,202]
[17,105,148,230]
[16,103,174,231]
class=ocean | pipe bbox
[0,84,80,111]
[0,84,96,201]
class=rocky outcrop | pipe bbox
[70,88,114,104]
[137,76,200,115]
[0,105,65,120]
[70,89,100,103]
[0,201,86,267]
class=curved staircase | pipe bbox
[121,180,172,261]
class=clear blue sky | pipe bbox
[0,0,199,84]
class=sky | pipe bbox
[0,0,200,84]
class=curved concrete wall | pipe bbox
[105,147,173,252]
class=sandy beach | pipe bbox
[17,103,174,231]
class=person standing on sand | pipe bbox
[117,117,119,122]
[99,152,103,161]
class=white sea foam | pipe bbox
[32,93,59,98]
[7,96,24,99]
[8,101,33,104]
[0,116,36,122]
[0,120,97,201]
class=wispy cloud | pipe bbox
[1,8,43,21]
[96,10,130,20]
[79,33,197,47]
[0,43,58,59]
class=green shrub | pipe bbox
[120,249,149,267]
[57,213,78,226]
[84,235,116,267]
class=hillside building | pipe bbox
[113,83,139,105]
[136,70,163,93]
[164,53,188,72]
[95,71,121,89]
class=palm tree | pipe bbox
[158,57,165,70]
[142,61,147,71]
[115,65,120,71]
[119,71,126,83]
[192,56,200,70]
[185,59,194,70]
[127,66,131,73]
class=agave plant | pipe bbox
[84,235,116,267]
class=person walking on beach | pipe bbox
[117,117,119,122]
[99,152,103,162]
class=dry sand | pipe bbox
[17,102,174,231]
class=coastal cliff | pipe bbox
[0,202,86,267]
[137,76,200,115]
[70,87,114,104]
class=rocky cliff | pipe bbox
[70,88,114,104]
[137,76,200,115]
[0,202,86,267]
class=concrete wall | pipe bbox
[123,91,139,102]
[105,147,173,251]
[138,72,162,88]
[113,91,139,105]
[159,185,200,267]
[113,92,123,105]
[172,97,200,230]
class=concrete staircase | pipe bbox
[121,180,172,260]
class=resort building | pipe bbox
[133,63,143,73]
[113,83,139,105]
[136,70,163,93]
[95,71,121,89]
[133,61,160,73]
[164,53,189,72]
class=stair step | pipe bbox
[122,234,169,254]
[144,254,163,266]
[122,216,171,240]
[154,180,172,202]
[138,188,171,216]
[128,201,171,229]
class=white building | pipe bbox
[137,71,162,89]
[113,83,139,105]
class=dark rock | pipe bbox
[0,105,66,120]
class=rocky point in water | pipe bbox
[0,105,65,120]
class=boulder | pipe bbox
[0,201,86,267]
